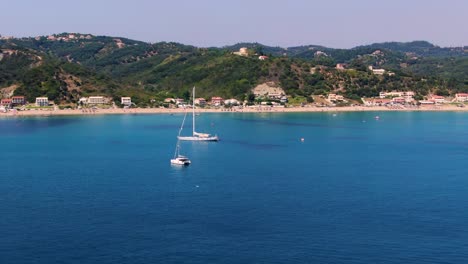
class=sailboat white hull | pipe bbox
[178,135,219,141]
[177,86,219,142]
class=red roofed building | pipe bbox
[1,98,12,107]
[455,93,468,102]
[194,98,206,106]
[362,98,392,106]
[392,97,406,104]
[429,95,446,104]
[211,97,223,106]
[11,96,25,105]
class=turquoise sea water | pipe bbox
[1,112,468,263]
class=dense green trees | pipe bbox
[1,35,468,106]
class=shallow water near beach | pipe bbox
[1,112,468,263]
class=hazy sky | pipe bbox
[1,0,467,48]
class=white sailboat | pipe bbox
[178,87,219,142]
[170,144,191,165]
[171,111,191,165]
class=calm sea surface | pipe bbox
[1,112,468,263]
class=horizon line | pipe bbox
[1,32,468,50]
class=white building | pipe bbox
[88,96,108,104]
[429,95,446,104]
[79,97,88,104]
[380,91,415,99]
[327,94,344,102]
[224,98,240,105]
[121,97,131,106]
[35,97,49,107]
[455,93,468,102]
[369,66,386,75]
[233,47,249,57]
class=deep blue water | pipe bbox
[1,112,468,263]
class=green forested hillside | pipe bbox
[1,33,467,106]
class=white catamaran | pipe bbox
[171,111,191,165]
[178,87,219,142]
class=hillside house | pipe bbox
[369,66,385,75]
[233,48,249,57]
[327,94,344,102]
[335,63,346,70]
[252,82,285,99]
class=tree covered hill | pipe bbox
[1,33,467,106]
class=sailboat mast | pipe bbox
[192,86,195,136]
[173,142,179,158]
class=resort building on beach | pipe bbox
[194,98,206,106]
[419,100,436,105]
[11,96,25,105]
[379,91,415,99]
[211,97,224,106]
[362,98,392,106]
[1,98,12,108]
[455,93,468,102]
[121,97,132,106]
[429,95,446,104]
[224,98,240,105]
[379,91,415,103]
[88,96,109,104]
[327,94,345,102]
[80,96,109,105]
[392,97,406,104]
[164,98,175,103]
[35,97,49,107]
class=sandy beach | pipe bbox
[1,104,467,117]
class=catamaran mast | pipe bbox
[192,86,195,136]
[175,111,188,158]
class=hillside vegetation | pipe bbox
[1,33,467,106]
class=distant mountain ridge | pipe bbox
[1,33,467,106]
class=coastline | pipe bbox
[1,105,467,117]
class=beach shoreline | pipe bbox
[1,105,467,117]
